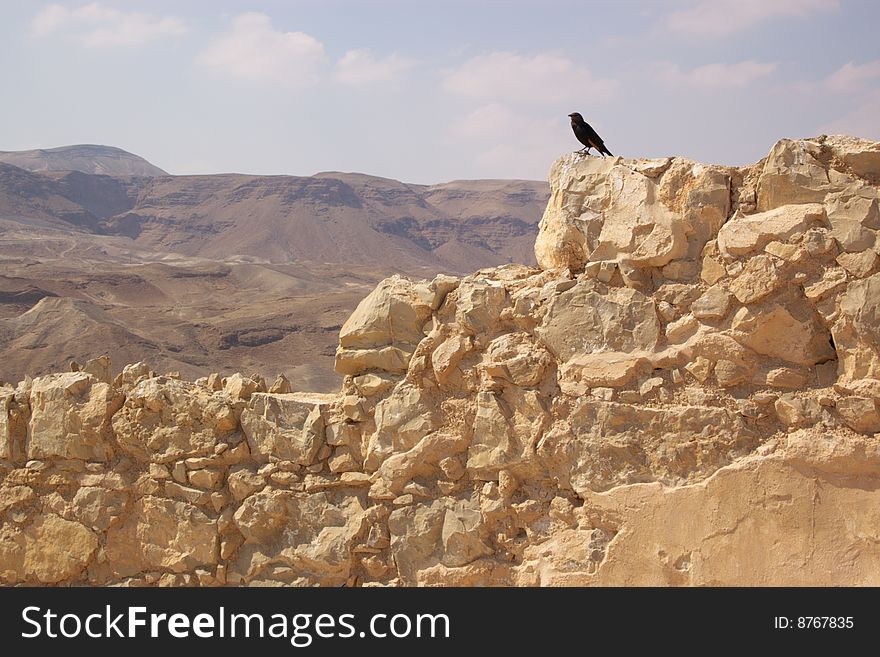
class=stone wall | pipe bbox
[2,134,880,586]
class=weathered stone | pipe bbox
[240,392,330,464]
[684,357,713,383]
[365,384,437,471]
[455,279,507,334]
[113,377,237,463]
[732,306,835,366]
[717,204,825,256]
[774,395,822,426]
[28,373,122,461]
[765,368,809,389]
[268,374,292,394]
[836,397,880,433]
[757,138,833,211]
[70,487,128,531]
[467,389,547,479]
[338,275,433,350]
[701,256,727,285]
[482,333,551,387]
[228,467,265,502]
[560,352,649,388]
[764,241,804,261]
[188,468,224,490]
[104,496,217,577]
[441,501,491,567]
[0,514,98,584]
[352,373,396,397]
[804,267,848,301]
[833,273,880,380]
[714,359,751,387]
[729,254,785,304]
[82,355,112,384]
[538,400,756,493]
[692,285,733,320]
[538,279,659,360]
[223,373,259,400]
[837,250,879,278]
[825,187,878,252]
[334,345,414,376]
[388,500,445,583]
[232,490,368,585]
[535,154,728,270]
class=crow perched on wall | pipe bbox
[568,112,613,157]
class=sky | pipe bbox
[0,0,878,183]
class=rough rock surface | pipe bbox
[2,135,880,586]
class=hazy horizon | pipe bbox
[1,0,878,184]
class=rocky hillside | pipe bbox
[0,158,548,389]
[0,145,168,177]
[2,135,880,586]
[0,159,547,270]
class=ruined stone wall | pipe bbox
[2,135,880,586]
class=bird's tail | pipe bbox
[602,146,613,157]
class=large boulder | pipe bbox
[240,392,333,464]
[334,275,439,376]
[534,154,729,272]
[27,373,123,461]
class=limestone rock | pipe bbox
[104,496,217,577]
[837,249,878,278]
[388,500,446,583]
[0,514,98,584]
[728,254,785,304]
[560,352,649,388]
[28,373,122,461]
[334,275,433,376]
[833,273,880,380]
[467,389,547,480]
[836,397,880,433]
[535,154,728,271]
[240,392,331,464]
[538,400,756,493]
[441,501,492,567]
[268,374,292,394]
[365,384,438,470]
[691,285,733,321]
[112,377,238,462]
[232,490,368,585]
[717,204,825,256]
[731,306,835,366]
[538,279,659,361]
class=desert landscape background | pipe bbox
[0,145,548,391]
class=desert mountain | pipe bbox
[0,144,167,177]
[0,148,549,389]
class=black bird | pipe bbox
[568,112,613,157]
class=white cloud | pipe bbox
[442,51,618,104]
[825,61,880,94]
[334,49,416,85]
[666,0,838,38]
[30,3,186,47]
[449,103,580,179]
[452,103,537,142]
[197,13,326,86]
[654,61,777,88]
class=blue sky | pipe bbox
[1,0,878,182]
